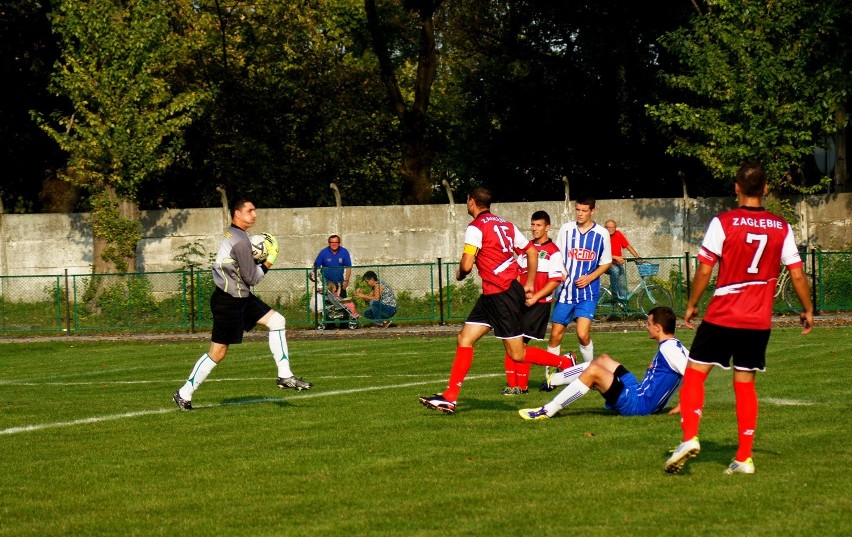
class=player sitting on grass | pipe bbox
[519,306,687,419]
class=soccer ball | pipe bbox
[250,234,268,263]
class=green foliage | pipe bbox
[647,0,850,194]
[93,275,157,325]
[820,252,852,310]
[35,0,208,270]
[445,278,480,318]
[172,239,214,271]
[88,192,142,273]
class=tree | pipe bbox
[365,0,444,204]
[0,0,69,213]
[646,0,851,193]
[36,0,208,272]
[433,0,699,200]
[144,0,401,209]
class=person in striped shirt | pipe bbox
[547,198,612,363]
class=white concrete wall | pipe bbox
[0,194,849,277]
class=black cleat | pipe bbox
[173,392,193,411]
[277,376,313,391]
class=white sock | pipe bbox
[547,345,561,356]
[579,341,594,362]
[270,329,293,378]
[550,362,591,387]
[544,379,590,416]
[178,353,217,400]
[265,312,293,378]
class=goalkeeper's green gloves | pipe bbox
[262,232,279,265]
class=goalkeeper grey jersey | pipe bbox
[212,225,264,298]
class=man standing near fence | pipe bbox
[664,162,814,475]
[604,220,641,303]
[314,234,353,298]
[172,199,312,411]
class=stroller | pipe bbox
[316,282,359,330]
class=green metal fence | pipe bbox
[0,252,849,335]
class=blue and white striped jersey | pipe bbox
[553,221,612,304]
[632,337,689,415]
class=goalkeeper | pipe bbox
[173,199,312,411]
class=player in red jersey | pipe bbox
[501,210,567,395]
[665,162,814,475]
[419,186,539,414]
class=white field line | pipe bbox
[0,373,500,436]
[761,397,815,406]
[0,374,437,386]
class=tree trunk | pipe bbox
[835,108,847,192]
[91,185,140,275]
[365,0,443,204]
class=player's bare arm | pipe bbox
[522,244,538,295]
[457,247,476,281]
[526,280,560,307]
[684,263,713,329]
[788,266,815,334]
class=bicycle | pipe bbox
[596,260,673,321]
[774,264,814,312]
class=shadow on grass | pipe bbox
[658,439,738,475]
[219,395,288,409]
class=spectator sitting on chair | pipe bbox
[355,271,397,327]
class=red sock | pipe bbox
[679,367,708,441]
[504,354,517,388]
[515,360,531,391]
[524,346,572,369]
[734,380,758,461]
[442,347,473,402]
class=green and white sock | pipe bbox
[178,353,217,400]
[270,330,293,378]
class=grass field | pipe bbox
[1,325,850,536]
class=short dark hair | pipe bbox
[648,306,676,334]
[576,197,596,210]
[230,198,253,218]
[735,161,767,197]
[362,270,378,282]
[531,210,550,225]
[467,186,492,209]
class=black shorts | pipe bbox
[210,288,271,345]
[466,280,525,339]
[690,320,771,372]
[601,364,630,406]
[521,301,552,341]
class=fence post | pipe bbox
[684,252,691,305]
[64,269,71,335]
[437,258,445,325]
[811,248,820,316]
[189,267,196,333]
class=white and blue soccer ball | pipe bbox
[250,234,268,263]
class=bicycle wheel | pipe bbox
[781,272,810,311]
[637,284,673,314]
[595,287,620,321]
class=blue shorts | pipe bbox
[605,372,643,416]
[551,299,597,326]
